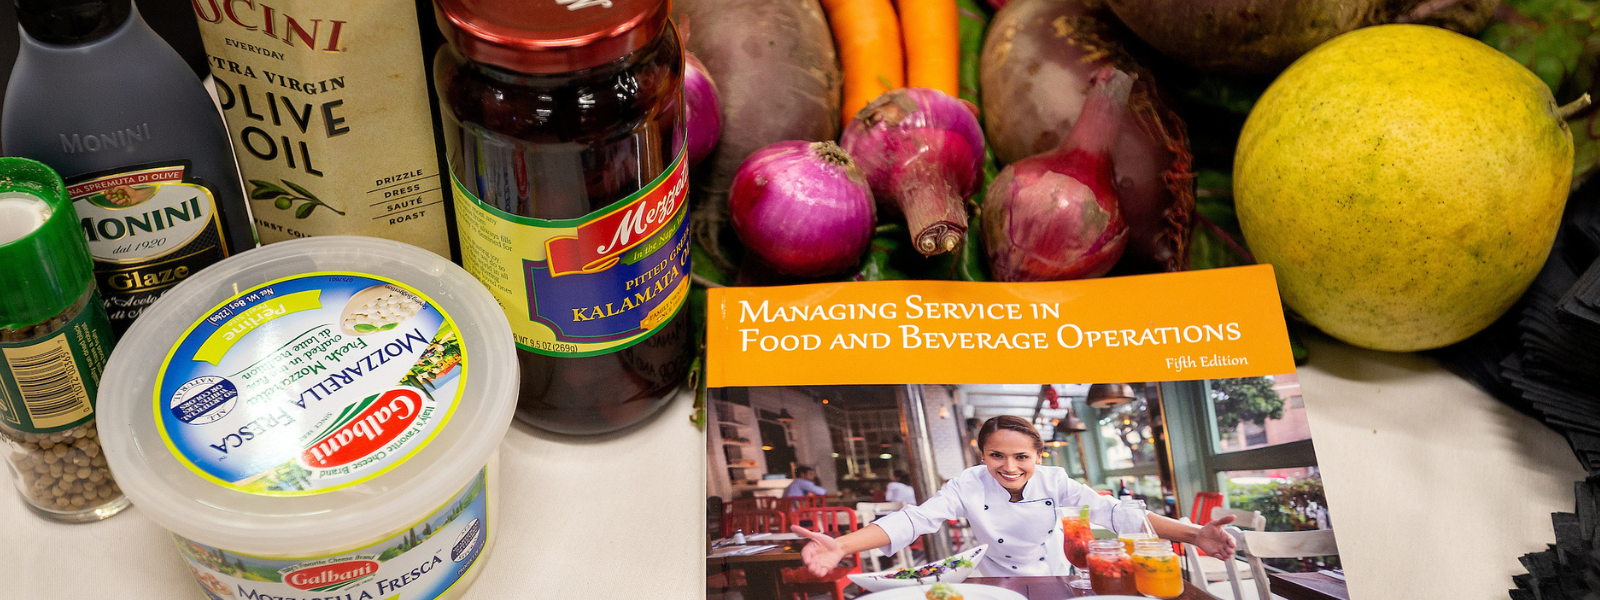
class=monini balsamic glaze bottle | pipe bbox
[3,0,256,338]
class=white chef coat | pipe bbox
[871,465,1146,577]
[885,481,916,505]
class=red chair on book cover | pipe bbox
[725,497,781,514]
[782,506,861,600]
[782,495,827,512]
[783,495,829,527]
[724,498,756,514]
[1187,492,1226,556]
[721,509,789,538]
[1191,492,1225,526]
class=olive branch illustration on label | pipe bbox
[249,179,346,219]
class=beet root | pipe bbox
[1104,0,1500,75]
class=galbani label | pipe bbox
[154,273,465,496]
[302,388,423,469]
[177,469,490,600]
[283,559,379,591]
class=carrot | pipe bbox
[819,0,905,126]
[900,0,960,97]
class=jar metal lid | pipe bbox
[0,157,94,330]
[433,0,668,74]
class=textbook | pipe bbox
[702,265,1337,599]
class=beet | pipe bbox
[674,0,842,271]
[980,0,1194,273]
[1105,0,1499,75]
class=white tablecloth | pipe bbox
[1,334,1585,600]
[1,389,704,599]
[1299,334,1584,600]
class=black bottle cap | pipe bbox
[15,0,132,45]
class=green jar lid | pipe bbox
[0,157,94,330]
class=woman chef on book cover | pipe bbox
[793,416,1238,577]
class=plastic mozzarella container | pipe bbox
[98,237,517,600]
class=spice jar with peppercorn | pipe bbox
[0,157,126,522]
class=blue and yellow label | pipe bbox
[154,273,466,496]
[178,467,491,600]
[452,151,690,358]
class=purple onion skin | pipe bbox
[983,69,1131,282]
[729,141,876,278]
[982,0,1194,273]
[685,53,721,167]
[841,88,985,257]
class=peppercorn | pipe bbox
[0,157,126,522]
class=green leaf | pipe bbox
[1178,75,1269,116]
[295,203,315,219]
[379,322,399,331]
[691,238,734,286]
[249,180,290,199]
[281,179,321,203]
[1287,319,1310,365]
[956,0,990,108]
[1209,376,1284,430]
[851,233,910,281]
[353,323,378,333]
[249,179,288,194]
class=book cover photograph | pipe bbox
[703,266,1335,600]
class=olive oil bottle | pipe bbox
[188,0,455,258]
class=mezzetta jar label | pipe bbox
[178,468,490,600]
[154,273,466,496]
[68,162,231,337]
[452,150,689,358]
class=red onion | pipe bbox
[685,52,721,167]
[983,69,1131,281]
[729,141,876,278]
[981,0,1195,274]
[841,88,985,257]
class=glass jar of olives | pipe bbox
[433,0,690,435]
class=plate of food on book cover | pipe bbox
[857,581,1027,600]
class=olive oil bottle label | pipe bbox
[68,163,230,338]
[451,150,690,358]
[191,0,449,257]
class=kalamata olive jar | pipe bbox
[432,0,690,435]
